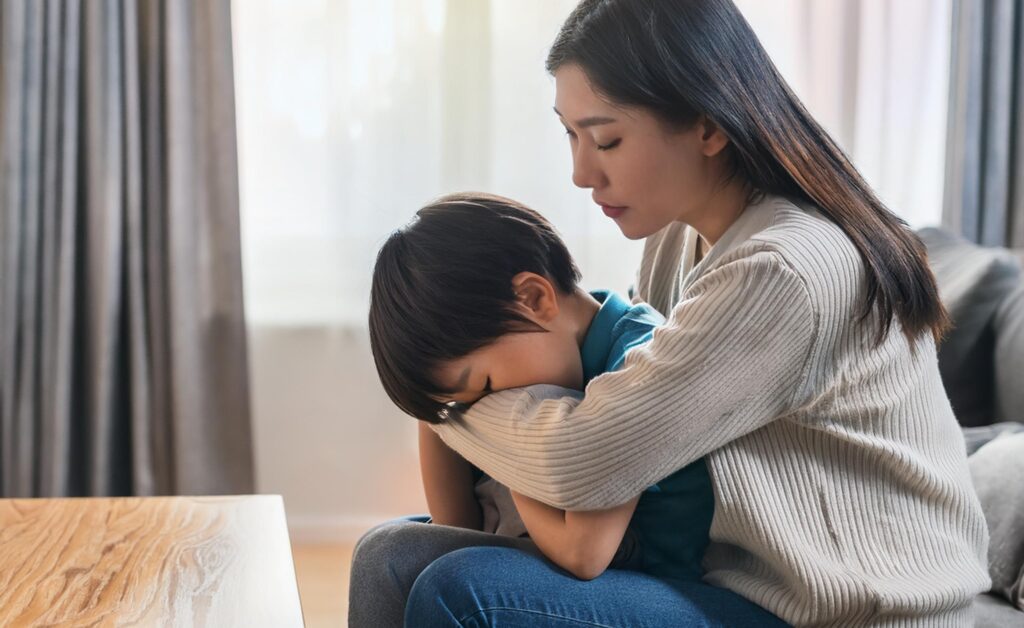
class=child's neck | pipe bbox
[565,288,603,348]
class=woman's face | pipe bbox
[553,63,726,240]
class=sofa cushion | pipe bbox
[973,592,1024,627]
[962,422,1024,456]
[969,432,1024,609]
[994,286,1024,422]
[919,228,1022,426]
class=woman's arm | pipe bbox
[418,422,482,529]
[510,490,640,580]
[433,250,815,510]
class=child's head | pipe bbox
[369,192,588,423]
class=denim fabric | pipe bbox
[348,516,789,628]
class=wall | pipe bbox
[250,325,426,542]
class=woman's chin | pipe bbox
[615,220,661,241]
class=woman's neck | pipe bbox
[685,179,751,247]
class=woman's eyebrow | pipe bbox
[553,107,617,128]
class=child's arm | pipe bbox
[511,490,640,580]
[418,422,483,530]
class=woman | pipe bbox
[349,0,990,625]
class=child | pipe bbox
[368,192,713,582]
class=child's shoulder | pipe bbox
[617,299,665,340]
[609,296,664,367]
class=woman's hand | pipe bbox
[418,422,482,530]
[510,490,640,580]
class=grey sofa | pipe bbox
[919,228,1024,627]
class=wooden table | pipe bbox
[0,495,305,627]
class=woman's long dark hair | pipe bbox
[548,0,948,345]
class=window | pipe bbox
[233,0,952,326]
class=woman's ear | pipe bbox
[510,272,559,324]
[698,115,730,158]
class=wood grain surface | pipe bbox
[0,495,304,627]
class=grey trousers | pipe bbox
[347,515,540,628]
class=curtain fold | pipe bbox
[0,0,253,497]
[734,0,953,229]
[944,0,1024,247]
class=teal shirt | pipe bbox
[582,290,714,582]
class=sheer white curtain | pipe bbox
[734,0,952,229]
[234,0,603,327]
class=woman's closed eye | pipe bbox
[564,128,619,151]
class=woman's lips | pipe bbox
[600,204,627,219]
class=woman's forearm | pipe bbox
[433,254,814,510]
[510,490,639,580]
[418,422,482,530]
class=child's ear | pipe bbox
[510,272,559,323]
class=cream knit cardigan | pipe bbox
[433,195,990,626]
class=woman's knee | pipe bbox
[350,518,429,593]
[349,518,435,628]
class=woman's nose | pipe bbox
[571,147,605,189]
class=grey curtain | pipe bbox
[0,0,254,497]
[944,0,1024,248]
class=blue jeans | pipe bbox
[348,515,789,627]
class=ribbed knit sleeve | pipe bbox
[433,249,815,511]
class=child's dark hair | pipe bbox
[369,192,581,423]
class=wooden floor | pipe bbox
[292,542,355,628]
